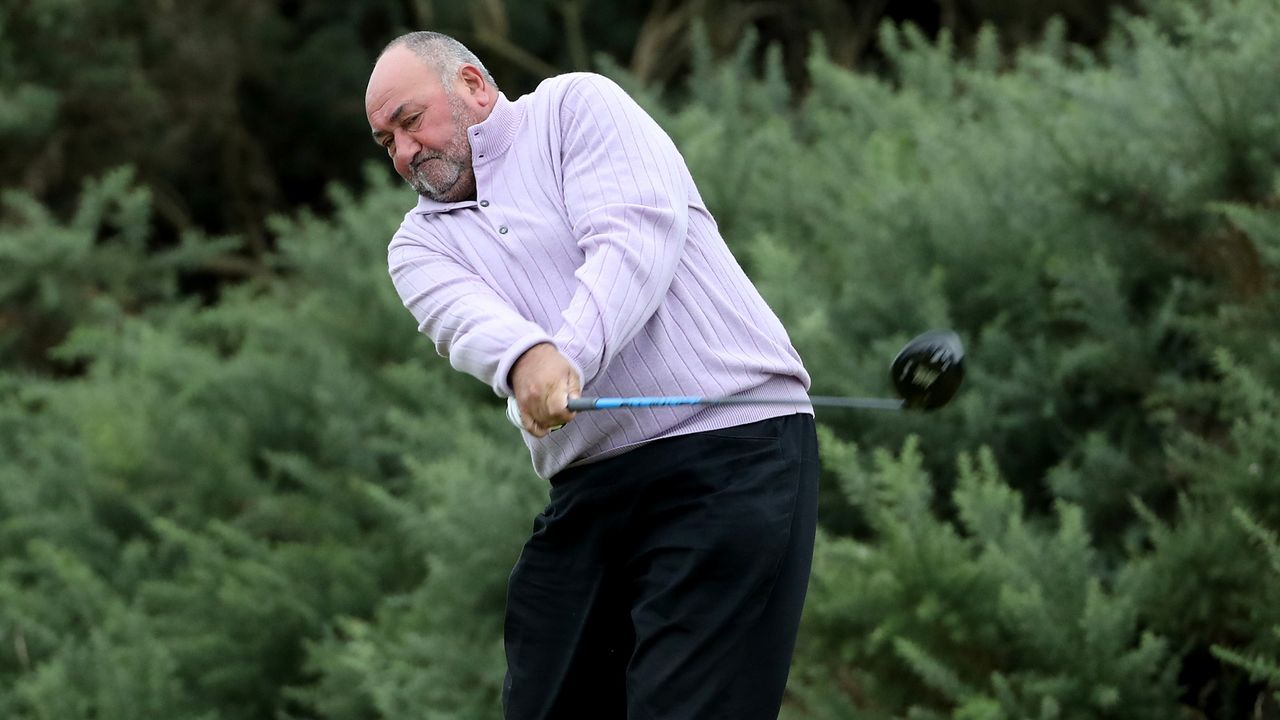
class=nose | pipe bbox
[393,133,421,172]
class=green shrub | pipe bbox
[2,0,1279,716]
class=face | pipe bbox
[366,46,493,203]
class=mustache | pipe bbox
[410,152,441,172]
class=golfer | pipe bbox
[366,31,819,719]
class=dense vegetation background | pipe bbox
[2,0,1279,717]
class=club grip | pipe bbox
[566,397,595,411]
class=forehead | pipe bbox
[365,46,441,119]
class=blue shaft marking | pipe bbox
[592,396,703,408]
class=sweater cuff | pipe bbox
[494,331,556,397]
[496,335,587,399]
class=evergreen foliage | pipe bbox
[1210,510,1280,707]
[2,0,1279,717]
[1,169,539,718]
[788,439,1181,719]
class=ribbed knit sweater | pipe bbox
[388,72,811,478]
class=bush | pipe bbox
[2,0,1279,716]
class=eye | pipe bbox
[404,114,422,130]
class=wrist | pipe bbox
[509,342,558,391]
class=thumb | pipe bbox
[567,368,582,400]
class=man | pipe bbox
[366,31,819,719]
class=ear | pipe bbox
[458,64,489,99]
[456,64,496,117]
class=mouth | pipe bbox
[410,156,435,174]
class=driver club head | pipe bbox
[890,330,965,410]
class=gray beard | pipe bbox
[410,156,468,201]
[410,92,478,202]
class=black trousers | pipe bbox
[503,413,820,720]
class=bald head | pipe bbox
[380,31,498,91]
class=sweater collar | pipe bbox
[413,92,521,216]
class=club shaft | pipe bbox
[567,395,905,411]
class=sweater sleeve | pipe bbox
[550,74,690,387]
[387,238,564,397]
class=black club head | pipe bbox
[890,330,965,410]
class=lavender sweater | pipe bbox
[388,73,811,478]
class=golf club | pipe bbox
[566,329,965,413]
